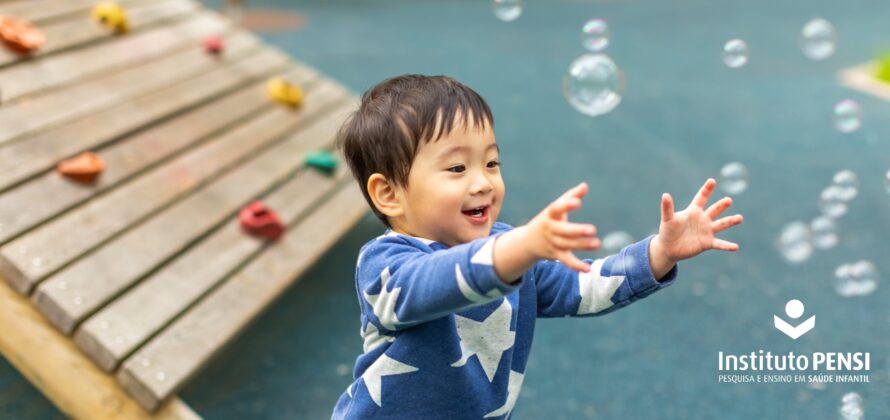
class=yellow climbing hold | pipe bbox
[92,1,129,33]
[266,77,303,108]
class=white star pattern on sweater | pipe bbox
[484,370,525,418]
[362,321,395,353]
[451,298,515,382]
[363,267,402,330]
[576,258,625,315]
[361,354,418,406]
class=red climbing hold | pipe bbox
[239,201,285,241]
[203,35,223,55]
[57,151,104,183]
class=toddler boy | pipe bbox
[331,75,743,419]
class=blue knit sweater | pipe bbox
[332,222,677,419]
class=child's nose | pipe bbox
[470,175,493,195]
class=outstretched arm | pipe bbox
[492,182,600,283]
[358,234,520,333]
[527,178,744,318]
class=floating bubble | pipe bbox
[719,162,749,195]
[810,216,838,249]
[834,100,862,133]
[839,392,864,420]
[492,0,522,22]
[801,18,837,61]
[834,261,879,298]
[722,39,749,68]
[832,170,859,201]
[884,168,890,194]
[601,231,633,254]
[581,19,609,52]
[776,221,812,264]
[335,364,351,376]
[819,185,848,218]
[563,54,625,117]
[691,282,706,296]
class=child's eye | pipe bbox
[447,165,465,173]
[487,160,500,169]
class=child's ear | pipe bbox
[367,173,404,218]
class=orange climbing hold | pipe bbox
[57,152,104,183]
[239,201,286,241]
[0,16,46,53]
[92,1,129,33]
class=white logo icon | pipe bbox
[774,299,815,339]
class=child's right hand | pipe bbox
[522,182,599,272]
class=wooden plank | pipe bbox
[0,64,319,245]
[0,276,201,420]
[0,0,199,68]
[0,29,260,146]
[29,82,351,334]
[0,44,290,194]
[118,179,367,412]
[75,159,350,372]
[0,48,293,293]
[0,10,229,103]
[0,0,146,25]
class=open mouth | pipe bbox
[461,205,489,225]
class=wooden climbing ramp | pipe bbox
[0,0,367,417]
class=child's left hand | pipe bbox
[650,178,744,279]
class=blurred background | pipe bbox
[3,0,889,418]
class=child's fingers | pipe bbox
[711,214,743,233]
[661,193,674,222]
[690,178,716,209]
[560,182,588,201]
[547,182,589,220]
[711,238,740,251]
[553,236,600,251]
[551,221,597,238]
[705,197,733,220]
[548,196,582,219]
[556,250,591,273]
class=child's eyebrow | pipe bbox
[437,144,499,160]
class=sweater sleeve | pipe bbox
[534,235,677,318]
[358,232,522,333]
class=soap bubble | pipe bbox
[492,0,522,22]
[722,39,749,68]
[719,162,749,195]
[810,216,838,249]
[801,18,836,61]
[839,392,865,420]
[834,100,862,133]
[884,168,890,194]
[776,221,812,264]
[832,170,859,201]
[819,185,848,218]
[601,231,633,254]
[834,261,879,298]
[581,19,609,52]
[563,54,625,117]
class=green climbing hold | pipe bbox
[304,151,338,175]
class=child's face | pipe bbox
[392,122,504,247]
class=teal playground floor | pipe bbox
[3,0,890,418]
